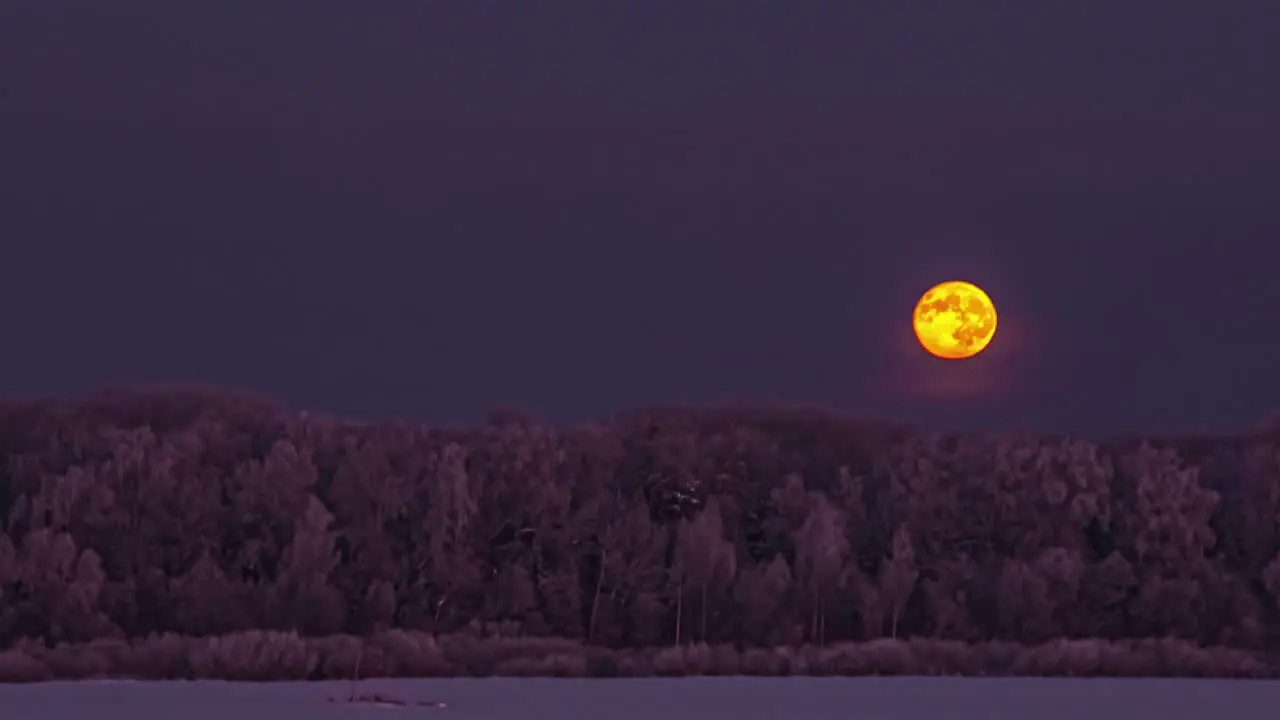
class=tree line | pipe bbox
[1,386,1279,659]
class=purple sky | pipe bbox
[2,2,1278,436]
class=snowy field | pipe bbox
[3,676,1279,720]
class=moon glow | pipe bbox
[912,281,998,360]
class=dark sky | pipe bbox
[2,2,1279,436]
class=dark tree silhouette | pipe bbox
[1,387,1279,679]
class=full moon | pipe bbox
[912,281,998,360]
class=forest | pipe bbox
[0,386,1279,680]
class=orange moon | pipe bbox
[912,281,998,360]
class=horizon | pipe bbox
[2,382,1273,444]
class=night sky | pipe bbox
[2,2,1278,437]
